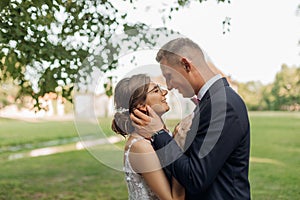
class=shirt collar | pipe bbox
[197,74,222,101]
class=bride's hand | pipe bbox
[172,123,180,137]
[173,113,195,150]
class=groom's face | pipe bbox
[159,58,195,98]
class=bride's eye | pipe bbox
[153,86,160,93]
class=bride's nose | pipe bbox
[162,89,168,96]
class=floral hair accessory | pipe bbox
[115,107,129,114]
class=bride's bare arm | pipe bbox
[129,139,185,200]
[172,177,185,200]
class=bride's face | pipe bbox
[145,82,169,116]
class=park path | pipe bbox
[2,115,286,166]
[0,114,124,161]
[7,135,123,160]
[6,135,285,167]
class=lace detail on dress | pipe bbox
[124,137,159,200]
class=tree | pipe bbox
[266,64,300,110]
[237,81,265,110]
[0,78,20,108]
[0,0,230,108]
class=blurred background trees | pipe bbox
[0,0,299,111]
[238,64,300,111]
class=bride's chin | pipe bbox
[156,108,169,117]
[161,107,170,115]
[165,106,170,112]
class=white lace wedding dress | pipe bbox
[123,113,194,200]
[124,137,159,200]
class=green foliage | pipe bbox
[238,81,265,110]
[267,64,300,110]
[0,78,20,108]
[0,0,146,107]
[0,0,230,109]
[238,65,300,111]
[103,76,113,97]
[256,65,300,111]
[261,83,276,110]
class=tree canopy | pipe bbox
[0,0,231,108]
[237,64,300,111]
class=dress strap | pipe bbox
[127,136,145,151]
[124,136,145,173]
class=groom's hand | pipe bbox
[130,105,164,139]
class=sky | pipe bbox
[111,0,300,85]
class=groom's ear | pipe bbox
[181,57,191,72]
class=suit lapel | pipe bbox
[183,78,229,151]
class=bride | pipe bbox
[112,74,186,200]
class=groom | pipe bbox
[131,38,251,199]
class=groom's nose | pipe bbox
[166,81,173,90]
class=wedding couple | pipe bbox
[112,38,251,200]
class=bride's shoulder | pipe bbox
[128,137,154,154]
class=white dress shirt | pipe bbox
[197,74,222,101]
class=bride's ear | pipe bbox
[136,104,147,111]
[136,104,149,115]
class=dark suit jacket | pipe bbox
[152,78,251,200]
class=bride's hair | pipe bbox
[111,74,151,137]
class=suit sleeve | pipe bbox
[152,100,248,195]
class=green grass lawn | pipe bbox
[0,117,120,150]
[0,118,78,147]
[248,112,300,199]
[0,112,299,199]
[0,150,127,200]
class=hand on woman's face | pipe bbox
[145,82,169,116]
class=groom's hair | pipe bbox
[156,37,205,66]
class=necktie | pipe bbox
[191,96,200,105]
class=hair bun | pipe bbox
[111,112,133,137]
